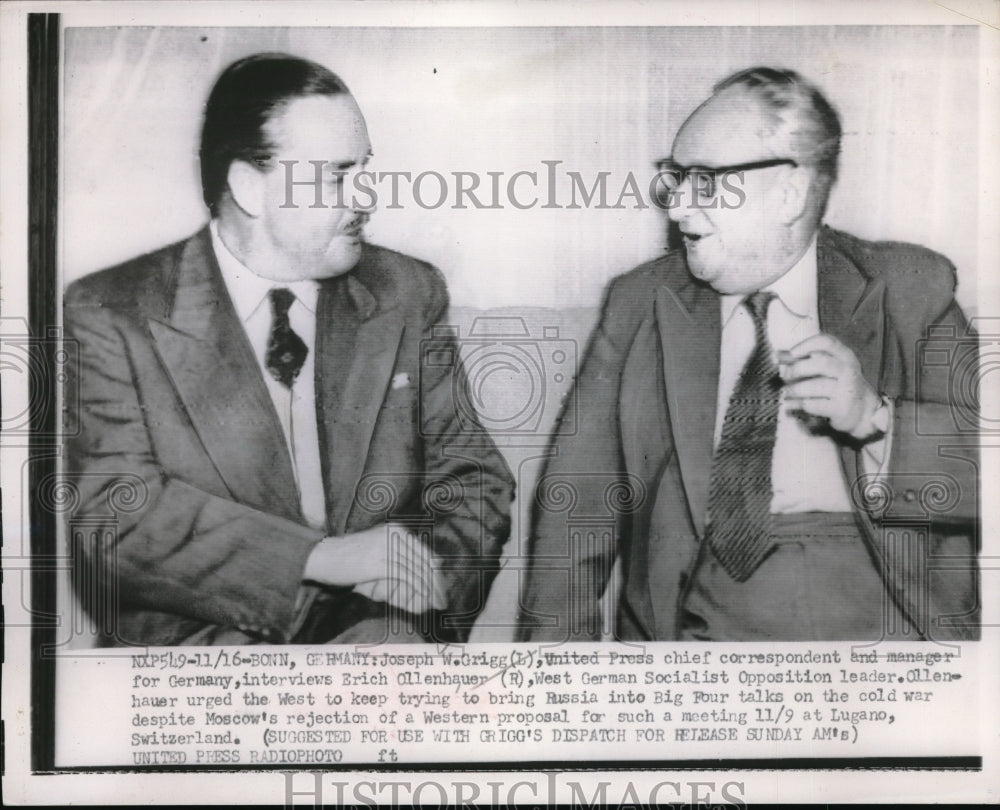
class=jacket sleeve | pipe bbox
[413,268,516,643]
[848,255,980,641]
[867,258,979,528]
[515,275,644,642]
[64,289,324,645]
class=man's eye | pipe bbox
[692,172,715,197]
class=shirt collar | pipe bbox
[720,234,819,326]
[210,220,319,323]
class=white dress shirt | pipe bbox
[714,237,890,514]
[210,222,328,530]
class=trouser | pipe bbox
[679,512,914,641]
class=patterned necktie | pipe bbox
[706,290,780,581]
[265,288,308,388]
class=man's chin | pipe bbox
[319,240,364,278]
[686,259,723,288]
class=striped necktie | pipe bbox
[706,290,781,581]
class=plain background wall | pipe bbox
[60,25,985,644]
[63,25,982,313]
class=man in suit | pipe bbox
[65,53,514,646]
[518,67,979,642]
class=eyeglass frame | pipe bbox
[653,157,799,205]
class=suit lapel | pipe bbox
[620,319,671,490]
[817,229,887,390]
[147,229,303,522]
[815,230,925,629]
[653,272,721,537]
[817,235,888,514]
[618,316,672,639]
[315,270,405,535]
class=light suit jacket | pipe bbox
[65,228,514,646]
[518,226,979,642]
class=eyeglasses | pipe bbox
[653,157,798,203]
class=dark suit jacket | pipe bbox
[65,228,514,646]
[517,226,979,642]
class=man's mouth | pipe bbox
[680,229,709,243]
[342,219,365,239]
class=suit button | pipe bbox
[904,490,917,502]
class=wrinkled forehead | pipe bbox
[671,86,780,167]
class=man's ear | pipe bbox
[778,166,811,225]
[227,159,266,217]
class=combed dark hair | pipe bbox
[199,53,350,215]
[713,66,842,207]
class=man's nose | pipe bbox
[665,175,698,223]
[346,168,377,216]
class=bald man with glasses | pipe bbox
[518,67,980,642]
